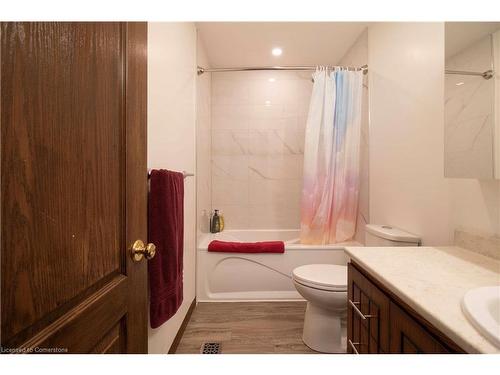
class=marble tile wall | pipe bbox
[196,37,212,235]
[210,70,311,229]
[445,35,495,179]
[209,30,369,238]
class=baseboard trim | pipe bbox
[168,298,197,354]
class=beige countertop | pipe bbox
[344,246,500,353]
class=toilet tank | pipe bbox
[365,224,421,246]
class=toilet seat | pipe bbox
[292,264,347,292]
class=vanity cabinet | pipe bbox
[347,262,465,354]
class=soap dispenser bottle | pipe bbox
[210,209,221,233]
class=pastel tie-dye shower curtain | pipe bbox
[300,68,363,245]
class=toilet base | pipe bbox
[302,302,346,353]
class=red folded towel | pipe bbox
[148,169,184,329]
[208,240,285,253]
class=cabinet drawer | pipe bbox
[347,263,390,353]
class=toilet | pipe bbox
[293,264,348,353]
[292,224,421,353]
[365,224,421,247]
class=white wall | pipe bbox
[368,22,500,245]
[147,22,197,354]
[450,179,500,236]
[368,23,453,246]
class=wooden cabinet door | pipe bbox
[389,302,449,354]
[1,22,148,353]
[347,263,390,353]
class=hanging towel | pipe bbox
[208,240,284,254]
[148,169,184,328]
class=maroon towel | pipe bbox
[208,240,285,254]
[148,169,184,328]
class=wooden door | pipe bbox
[1,22,148,353]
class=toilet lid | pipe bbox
[292,264,347,291]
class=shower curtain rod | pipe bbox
[197,64,368,75]
[445,69,494,80]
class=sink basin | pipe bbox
[462,286,500,348]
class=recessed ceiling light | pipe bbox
[268,78,276,82]
[456,82,465,86]
[265,100,271,106]
[271,47,282,56]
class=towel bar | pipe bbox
[147,169,194,179]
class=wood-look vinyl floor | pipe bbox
[175,302,318,354]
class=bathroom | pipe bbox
[1,1,500,372]
[168,21,499,355]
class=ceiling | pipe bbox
[445,22,500,59]
[196,22,369,68]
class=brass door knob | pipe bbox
[131,240,156,262]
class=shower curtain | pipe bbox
[300,68,363,245]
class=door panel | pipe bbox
[90,321,123,354]
[389,302,449,354]
[21,275,127,352]
[1,22,148,353]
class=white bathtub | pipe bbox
[197,229,361,302]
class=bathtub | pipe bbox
[197,229,361,302]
